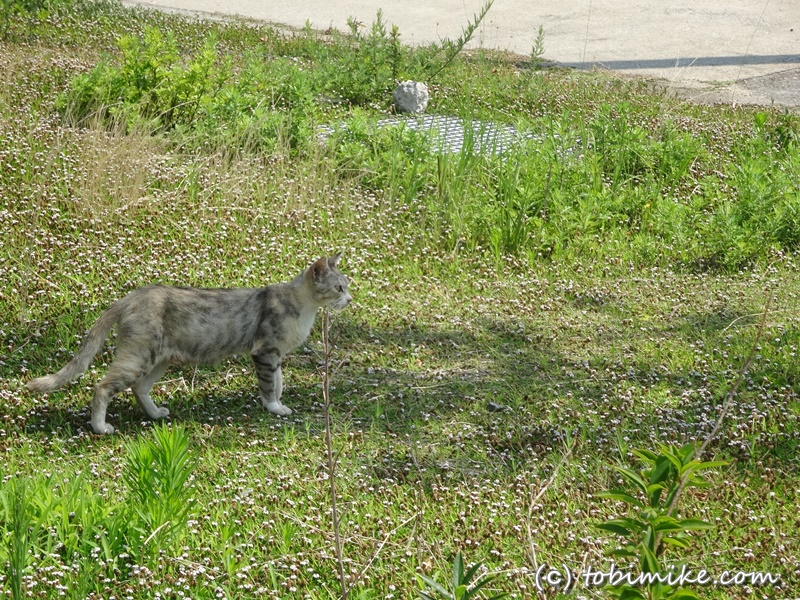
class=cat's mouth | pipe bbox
[328,296,352,311]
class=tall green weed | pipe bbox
[122,423,197,556]
[59,26,229,131]
[0,425,197,595]
[328,104,800,270]
[57,26,318,151]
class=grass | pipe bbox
[1,0,799,598]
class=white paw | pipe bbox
[264,400,292,417]
[92,422,115,435]
[151,406,170,420]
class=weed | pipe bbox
[530,25,545,68]
[58,26,230,133]
[122,423,197,557]
[320,309,349,598]
[426,0,495,81]
[417,551,508,600]
[596,443,724,599]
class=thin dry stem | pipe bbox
[321,308,348,599]
[655,297,772,555]
[526,436,574,573]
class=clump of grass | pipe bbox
[4,477,35,600]
[0,425,196,596]
[122,422,197,557]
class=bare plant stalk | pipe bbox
[654,297,772,555]
[526,434,574,572]
[321,308,348,599]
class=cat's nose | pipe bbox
[336,294,352,310]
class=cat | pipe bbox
[26,253,351,434]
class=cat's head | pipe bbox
[306,252,352,311]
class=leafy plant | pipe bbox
[59,26,230,132]
[596,443,726,599]
[417,551,508,600]
[754,109,800,152]
[425,0,495,81]
[530,24,545,68]
[122,422,197,556]
[334,10,409,105]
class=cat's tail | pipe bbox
[26,301,124,392]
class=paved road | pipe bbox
[124,0,800,108]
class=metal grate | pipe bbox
[318,114,537,155]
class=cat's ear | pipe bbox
[308,256,330,282]
[327,251,343,269]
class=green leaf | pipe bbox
[675,518,714,530]
[649,457,673,485]
[597,522,633,536]
[645,482,667,496]
[631,449,658,463]
[676,442,699,459]
[597,490,644,507]
[597,517,646,536]
[463,560,483,585]
[612,466,649,493]
[660,448,683,472]
[468,574,500,593]
[666,590,701,600]
[677,460,703,476]
[639,542,660,573]
[616,586,647,600]
[692,460,728,470]
[452,551,465,590]
[661,536,691,549]
[417,574,451,598]
[652,521,685,533]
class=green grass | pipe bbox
[1,1,799,598]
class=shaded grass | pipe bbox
[0,1,799,598]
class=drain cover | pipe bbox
[318,114,536,155]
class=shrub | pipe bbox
[59,26,229,131]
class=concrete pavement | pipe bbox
[123,0,800,108]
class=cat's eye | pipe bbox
[336,285,344,292]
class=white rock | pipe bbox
[393,81,429,114]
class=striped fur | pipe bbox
[26,253,351,434]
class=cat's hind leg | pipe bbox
[132,360,171,421]
[91,359,148,434]
[252,350,292,416]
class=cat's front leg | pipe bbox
[251,350,292,416]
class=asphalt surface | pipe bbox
[124,0,800,108]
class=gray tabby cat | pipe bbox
[26,253,351,434]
